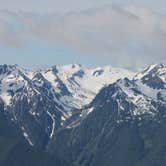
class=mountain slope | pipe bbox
[48,63,166,166]
[0,63,165,166]
[0,64,134,148]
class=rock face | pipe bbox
[0,63,166,166]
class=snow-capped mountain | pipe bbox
[67,63,166,128]
[0,64,135,108]
[0,64,135,146]
[0,63,166,166]
[0,63,165,148]
[47,65,166,166]
[42,64,135,109]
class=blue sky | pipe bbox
[0,40,103,67]
[0,0,165,69]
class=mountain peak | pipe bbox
[134,63,165,80]
[146,63,164,73]
[0,64,18,75]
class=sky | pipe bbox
[0,0,166,69]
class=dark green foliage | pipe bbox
[1,108,166,166]
[0,143,58,166]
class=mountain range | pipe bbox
[0,63,165,166]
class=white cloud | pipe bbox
[0,4,166,69]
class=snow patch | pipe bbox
[46,111,55,139]
[21,126,34,146]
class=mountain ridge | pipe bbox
[0,63,165,166]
